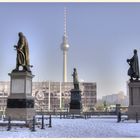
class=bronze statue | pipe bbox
[127,49,140,81]
[14,32,32,72]
[72,68,79,89]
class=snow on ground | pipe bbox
[0,117,140,138]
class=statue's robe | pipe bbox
[128,53,140,78]
[17,35,30,67]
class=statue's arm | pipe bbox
[14,45,17,48]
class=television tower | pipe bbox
[60,8,70,82]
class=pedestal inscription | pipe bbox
[11,79,25,93]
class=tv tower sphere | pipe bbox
[61,35,69,51]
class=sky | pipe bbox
[0,2,140,98]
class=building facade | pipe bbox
[102,91,128,106]
[0,81,97,113]
[0,81,10,115]
[33,81,97,112]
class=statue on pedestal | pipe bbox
[70,68,82,112]
[127,50,140,120]
[6,32,35,122]
[127,49,140,81]
[72,68,79,90]
[13,32,32,72]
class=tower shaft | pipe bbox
[63,51,67,82]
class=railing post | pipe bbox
[31,116,36,132]
[136,112,139,123]
[7,116,11,131]
[117,111,121,123]
[72,113,74,119]
[41,114,45,129]
[48,115,52,128]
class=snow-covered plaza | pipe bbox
[0,116,140,138]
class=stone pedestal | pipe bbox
[6,71,35,121]
[128,81,140,119]
[69,89,82,114]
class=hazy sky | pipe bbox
[0,3,140,98]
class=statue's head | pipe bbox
[18,32,23,37]
[74,68,76,71]
[134,49,137,54]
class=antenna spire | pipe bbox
[64,7,67,37]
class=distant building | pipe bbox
[102,91,128,106]
[33,81,97,112]
[0,81,10,94]
[0,81,97,113]
[0,81,10,115]
[0,92,8,115]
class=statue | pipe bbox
[13,32,32,72]
[127,49,140,81]
[70,68,82,111]
[72,68,79,89]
